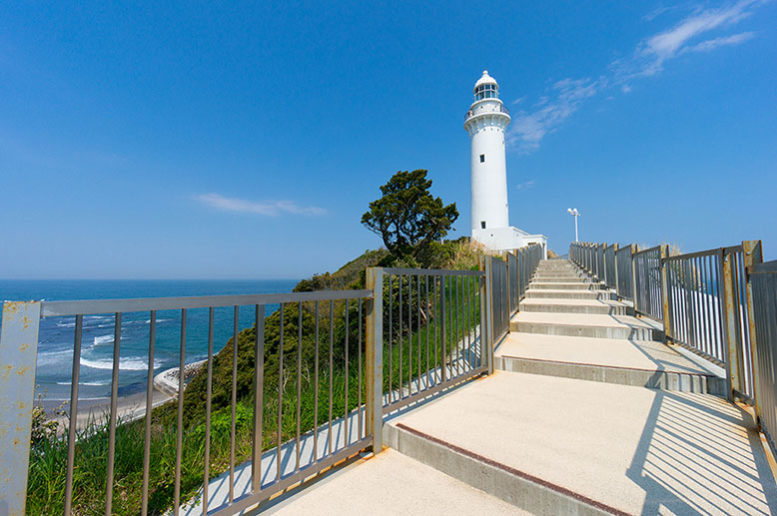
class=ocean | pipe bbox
[0,279,298,405]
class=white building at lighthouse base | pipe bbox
[472,226,547,257]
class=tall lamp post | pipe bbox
[567,208,580,242]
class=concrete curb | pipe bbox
[384,422,624,516]
[494,355,726,396]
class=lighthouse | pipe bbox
[464,70,547,255]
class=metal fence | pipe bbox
[752,259,777,455]
[633,245,665,322]
[379,268,487,415]
[0,245,547,514]
[508,252,519,314]
[20,290,373,515]
[604,244,617,289]
[571,239,777,457]
[595,243,605,282]
[491,257,510,344]
[615,245,634,301]
[664,249,726,365]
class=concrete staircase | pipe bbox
[498,259,726,395]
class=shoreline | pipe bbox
[42,360,207,432]
[46,385,174,432]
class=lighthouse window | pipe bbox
[481,221,486,229]
[479,154,485,163]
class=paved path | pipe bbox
[386,370,777,515]
[266,449,528,515]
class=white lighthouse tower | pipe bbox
[464,70,547,254]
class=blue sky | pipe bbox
[1,1,775,279]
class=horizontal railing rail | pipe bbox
[40,290,373,317]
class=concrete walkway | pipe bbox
[266,449,528,515]
[385,370,777,515]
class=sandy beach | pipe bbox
[44,383,174,433]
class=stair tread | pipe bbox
[496,332,721,376]
[519,298,628,308]
[512,312,662,330]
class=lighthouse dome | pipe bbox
[473,70,499,100]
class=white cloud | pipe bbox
[507,0,765,153]
[623,0,761,79]
[194,193,325,216]
[685,31,755,52]
[516,180,535,190]
[508,78,599,153]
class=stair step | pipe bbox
[519,299,632,315]
[510,313,663,340]
[531,277,590,283]
[384,422,610,515]
[494,333,724,395]
[530,282,604,291]
[525,289,614,300]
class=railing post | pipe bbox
[631,245,639,312]
[601,243,607,284]
[613,243,620,293]
[659,244,671,340]
[481,256,494,375]
[0,301,41,516]
[365,268,384,454]
[743,240,764,416]
[722,252,742,402]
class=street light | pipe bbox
[567,208,580,242]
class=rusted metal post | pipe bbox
[660,244,671,340]
[722,252,742,402]
[365,268,384,454]
[743,240,764,416]
[0,301,41,516]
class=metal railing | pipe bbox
[633,245,665,322]
[491,258,509,344]
[378,268,487,415]
[751,258,777,454]
[508,252,519,314]
[464,104,510,122]
[664,248,726,365]
[0,244,547,514]
[604,244,618,289]
[615,244,635,300]
[571,239,776,457]
[19,290,373,515]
